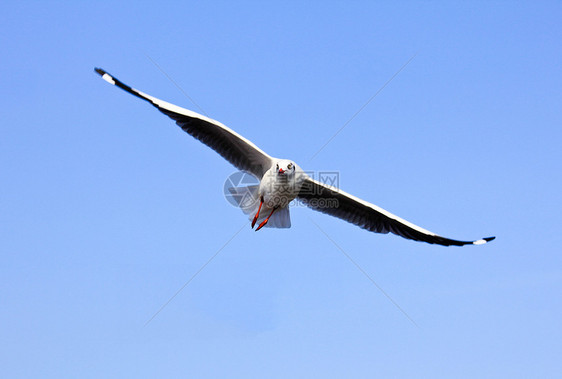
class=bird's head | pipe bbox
[276,160,296,176]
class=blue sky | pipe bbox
[1,1,561,377]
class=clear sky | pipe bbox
[1,1,561,377]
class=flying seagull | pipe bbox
[95,68,495,247]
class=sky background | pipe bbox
[1,1,561,377]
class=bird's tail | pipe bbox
[262,206,291,228]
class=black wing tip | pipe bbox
[94,68,151,104]
[94,67,106,76]
[471,236,496,245]
[94,67,117,86]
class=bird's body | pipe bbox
[95,68,495,246]
[244,160,307,229]
[260,160,306,207]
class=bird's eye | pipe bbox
[287,163,293,169]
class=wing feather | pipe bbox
[95,68,273,178]
[298,178,494,246]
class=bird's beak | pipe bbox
[278,168,285,174]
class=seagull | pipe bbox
[95,68,495,247]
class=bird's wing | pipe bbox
[298,178,495,246]
[95,68,273,178]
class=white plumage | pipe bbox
[96,68,495,246]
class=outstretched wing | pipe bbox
[298,178,495,246]
[95,68,273,178]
